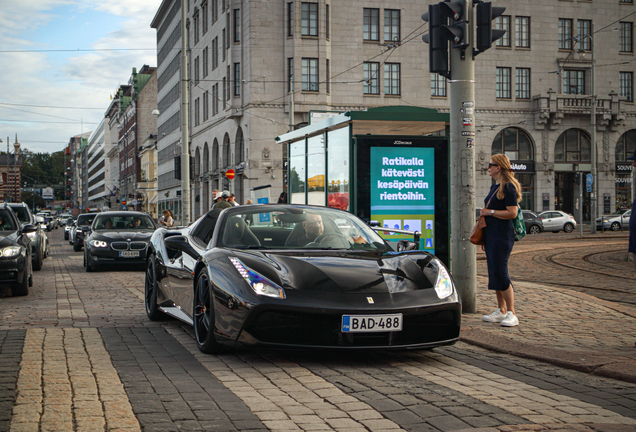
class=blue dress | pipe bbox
[629,197,636,254]
[483,182,518,291]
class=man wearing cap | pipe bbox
[213,190,233,209]
[627,147,636,274]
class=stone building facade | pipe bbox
[151,0,635,222]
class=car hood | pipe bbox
[233,251,438,295]
[0,232,19,248]
[91,231,154,241]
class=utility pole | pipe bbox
[589,24,597,234]
[180,0,191,226]
[423,0,505,313]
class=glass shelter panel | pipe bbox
[289,140,306,204]
[327,127,350,211]
[307,134,326,205]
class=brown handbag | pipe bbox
[470,196,492,246]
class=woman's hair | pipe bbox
[492,153,522,203]
[163,209,174,218]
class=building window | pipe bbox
[431,73,446,97]
[515,16,530,48]
[202,2,208,34]
[212,0,218,23]
[563,69,585,94]
[384,9,400,42]
[234,63,241,96]
[203,91,209,121]
[226,13,230,48]
[326,4,330,40]
[194,11,199,44]
[620,22,633,52]
[578,20,591,51]
[194,97,200,126]
[326,59,330,94]
[302,3,318,36]
[555,129,591,162]
[233,9,240,42]
[288,2,294,36]
[496,67,511,99]
[363,62,379,94]
[495,16,510,47]
[302,58,318,91]
[288,58,294,92]
[222,29,226,61]
[213,37,219,70]
[620,71,634,102]
[222,77,226,109]
[212,84,219,115]
[203,46,208,78]
[384,63,400,95]
[194,56,200,84]
[363,8,379,41]
[227,65,231,100]
[559,19,573,49]
[516,68,530,99]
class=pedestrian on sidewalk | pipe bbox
[627,148,636,274]
[480,154,522,327]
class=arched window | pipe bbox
[194,147,201,177]
[235,127,244,164]
[203,142,209,173]
[555,129,591,162]
[491,127,533,160]
[212,138,219,171]
[615,130,636,161]
[223,133,231,167]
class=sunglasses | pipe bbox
[488,163,499,168]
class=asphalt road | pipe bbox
[0,228,635,432]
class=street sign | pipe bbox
[586,174,593,186]
[587,184,592,193]
[226,169,235,180]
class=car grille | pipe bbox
[244,309,459,347]
[111,242,129,251]
[130,242,147,250]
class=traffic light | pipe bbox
[574,173,580,185]
[174,155,181,180]
[440,1,470,50]
[475,2,506,54]
[422,4,450,77]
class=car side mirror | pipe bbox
[165,235,200,259]
[21,224,38,234]
[397,239,418,252]
[81,225,91,233]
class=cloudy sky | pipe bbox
[0,0,160,154]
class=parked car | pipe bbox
[7,203,46,271]
[36,213,55,231]
[83,211,157,272]
[72,213,98,251]
[0,203,37,296]
[521,210,544,234]
[64,219,75,240]
[145,204,461,353]
[538,210,577,233]
[596,210,632,231]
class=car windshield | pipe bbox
[611,210,628,215]
[76,215,97,227]
[216,207,390,251]
[10,207,31,223]
[0,210,18,231]
[93,215,156,231]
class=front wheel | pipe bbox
[85,251,94,272]
[564,223,574,233]
[611,222,621,231]
[73,240,82,252]
[528,225,541,235]
[193,269,222,354]
[33,247,43,271]
[11,260,30,297]
[145,256,166,321]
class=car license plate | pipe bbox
[119,251,140,258]
[341,314,403,333]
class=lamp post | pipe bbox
[13,137,20,202]
[180,1,191,226]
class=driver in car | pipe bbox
[287,214,324,247]
[128,217,142,228]
[103,219,113,229]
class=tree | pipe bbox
[21,191,46,209]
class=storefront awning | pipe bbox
[149,195,158,204]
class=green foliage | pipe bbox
[21,149,66,200]
[21,191,46,209]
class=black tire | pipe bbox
[611,222,620,231]
[564,223,574,233]
[85,251,94,272]
[145,256,167,321]
[73,240,82,252]
[33,247,43,271]
[193,269,222,354]
[11,260,30,297]
[528,225,541,235]
[64,232,69,240]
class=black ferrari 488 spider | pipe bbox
[145,204,461,353]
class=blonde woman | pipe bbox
[480,154,522,327]
[160,209,174,227]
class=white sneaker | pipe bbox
[501,312,519,327]
[482,308,505,323]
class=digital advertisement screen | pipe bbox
[370,147,435,252]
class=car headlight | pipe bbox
[27,232,37,238]
[89,240,108,248]
[434,261,454,299]
[1,246,22,258]
[229,257,286,299]
[76,230,83,234]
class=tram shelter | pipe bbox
[276,106,451,265]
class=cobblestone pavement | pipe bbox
[1,229,636,431]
